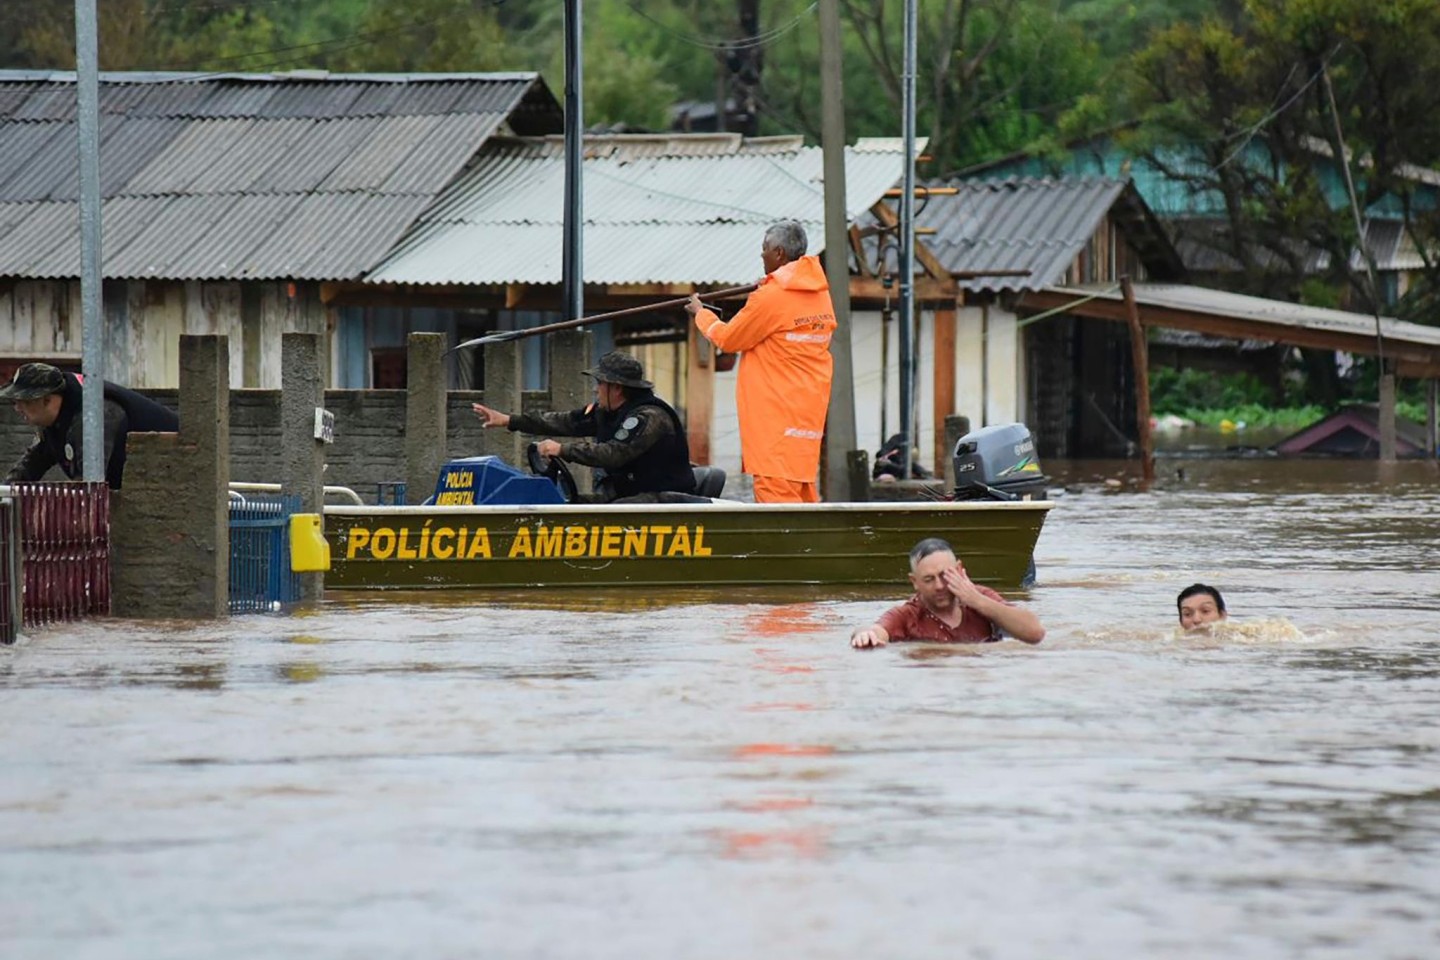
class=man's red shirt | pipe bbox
[875,588,1010,643]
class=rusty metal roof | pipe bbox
[0,71,560,280]
[367,135,910,286]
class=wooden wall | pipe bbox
[0,278,327,389]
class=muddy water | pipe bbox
[3,460,1439,959]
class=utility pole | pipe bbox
[898,0,917,479]
[562,0,584,322]
[75,0,104,481]
[729,0,762,136]
[819,0,856,500]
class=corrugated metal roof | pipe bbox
[367,135,908,286]
[901,177,1134,293]
[1052,282,1440,350]
[0,71,560,280]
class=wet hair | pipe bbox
[1176,583,1226,620]
[763,220,808,261]
[909,537,955,571]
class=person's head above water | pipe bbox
[1177,583,1227,631]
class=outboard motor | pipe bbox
[952,423,1048,502]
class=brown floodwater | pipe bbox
[3,458,1439,959]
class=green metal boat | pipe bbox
[322,499,1051,590]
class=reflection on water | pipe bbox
[3,458,1440,958]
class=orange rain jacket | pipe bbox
[693,255,837,482]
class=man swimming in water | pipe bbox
[851,537,1045,648]
[1177,583,1227,632]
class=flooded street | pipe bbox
[4,460,1440,959]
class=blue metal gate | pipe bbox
[229,494,301,614]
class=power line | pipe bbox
[622,1,818,53]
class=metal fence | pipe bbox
[0,482,112,634]
[229,494,301,614]
[0,499,19,645]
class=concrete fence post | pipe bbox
[282,332,326,603]
[483,340,524,467]
[112,334,229,619]
[550,329,594,492]
[405,333,448,504]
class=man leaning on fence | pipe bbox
[1,363,178,491]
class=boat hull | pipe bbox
[323,500,1051,590]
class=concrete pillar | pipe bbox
[943,414,971,489]
[483,340,524,467]
[405,332,448,504]
[550,329,594,493]
[113,334,229,619]
[1379,370,1397,462]
[281,332,325,603]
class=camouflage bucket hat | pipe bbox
[583,351,652,389]
[0,362,67,402]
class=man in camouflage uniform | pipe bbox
[471,351,696,503]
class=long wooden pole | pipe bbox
[449,284,759,352]
[1121,276,1155,483]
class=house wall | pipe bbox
[0,278,326,389]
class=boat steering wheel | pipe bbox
[526,442,579,503]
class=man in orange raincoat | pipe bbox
[686,221,837,503]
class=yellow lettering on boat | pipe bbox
[435,491,473,505]
[348,520,719,563]
[466,528,492,559]
[443,469,474,488]
[371,527,397,560]
[397,528,419,560]
[667,525,692,557]
[431,526,455,559]
[508,526,533,558]
[347,527,371,559]
[535,525,563,557]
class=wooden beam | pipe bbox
[869,201,959,288]
[932,304,957,471]
[849,276,957,304]
[1120,278,1155,483]
[883,186,960,197]
[605,283,694,298]
[1394,360,1440,379]
[505,283,528,308]
[685,323,715,465]
[1018,288,1440,368]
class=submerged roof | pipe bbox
[366,135,911,286]
[1273,404,1429,458]
[0,71,561,281]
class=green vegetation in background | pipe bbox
[1151,366,1435,430]
[0,0,1210,173]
